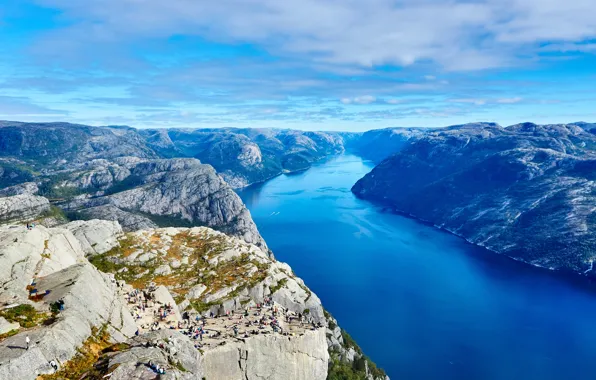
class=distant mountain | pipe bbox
[353,122,596,275]
[344,127,426,163]
[140,128,350,188]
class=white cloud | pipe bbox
[340,95,376,105]
[450,98,488,106]
[450,97,524,106]
[497,97,523,104]
[32,0,596,71]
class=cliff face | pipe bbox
[0,220,385,380]
[353,122,596,275]
[60,158,266,248]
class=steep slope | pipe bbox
[0,220,387,380]
[353,122,596,275]
[59,158,266,248]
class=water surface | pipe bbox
[238,154,596,380]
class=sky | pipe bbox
[0,0,595,131]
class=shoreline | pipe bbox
[355,195,596,293]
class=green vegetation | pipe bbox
[0,329,18,341]
[0,304,50,328]
[103,175,143,195]
[268,278,288,294]
[0,161,36,188]
[37,173,85,199]
[327,357,368,380]
[39,205,69,223]
[39,325,116,380]
[169,358,188,372]
[89,254,125,274]
[189,300,219,313]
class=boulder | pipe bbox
[153,286,181,320]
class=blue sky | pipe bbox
[0,0,595,131]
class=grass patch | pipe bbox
[0,304,50,328]
[269,278,288,294]
[39,206,69,223]
[0,329,19,341]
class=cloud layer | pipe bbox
[0,0,594,129]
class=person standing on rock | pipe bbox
[25,335,30,350]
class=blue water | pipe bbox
[237,154,596,380]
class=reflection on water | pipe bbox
[237,154,596,380]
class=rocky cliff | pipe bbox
[59,158,266,248]
[0,222,138,379]
[353,122,596,275]
[0,220,386,380]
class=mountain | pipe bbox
[0,120,387,379]
[0,122,265,247]
[140,128,350,188]
[353,122,596,275]
[344,127,426,163]
[0,220,387,380]
[59,158,266,248]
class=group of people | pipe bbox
[147,360,166,375]
[25,222,36,230]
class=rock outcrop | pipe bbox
[0,194,50,223]
[73,205,158,232]
[353,122,596,275]
[0,182,39,197]
[100,328,328,380]
[0,218,386,380]
[0,223,137,379]
[85,226,386,379]
[64,219,123,256]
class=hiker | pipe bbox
[26,336,30,350]
[49,360,58,371]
